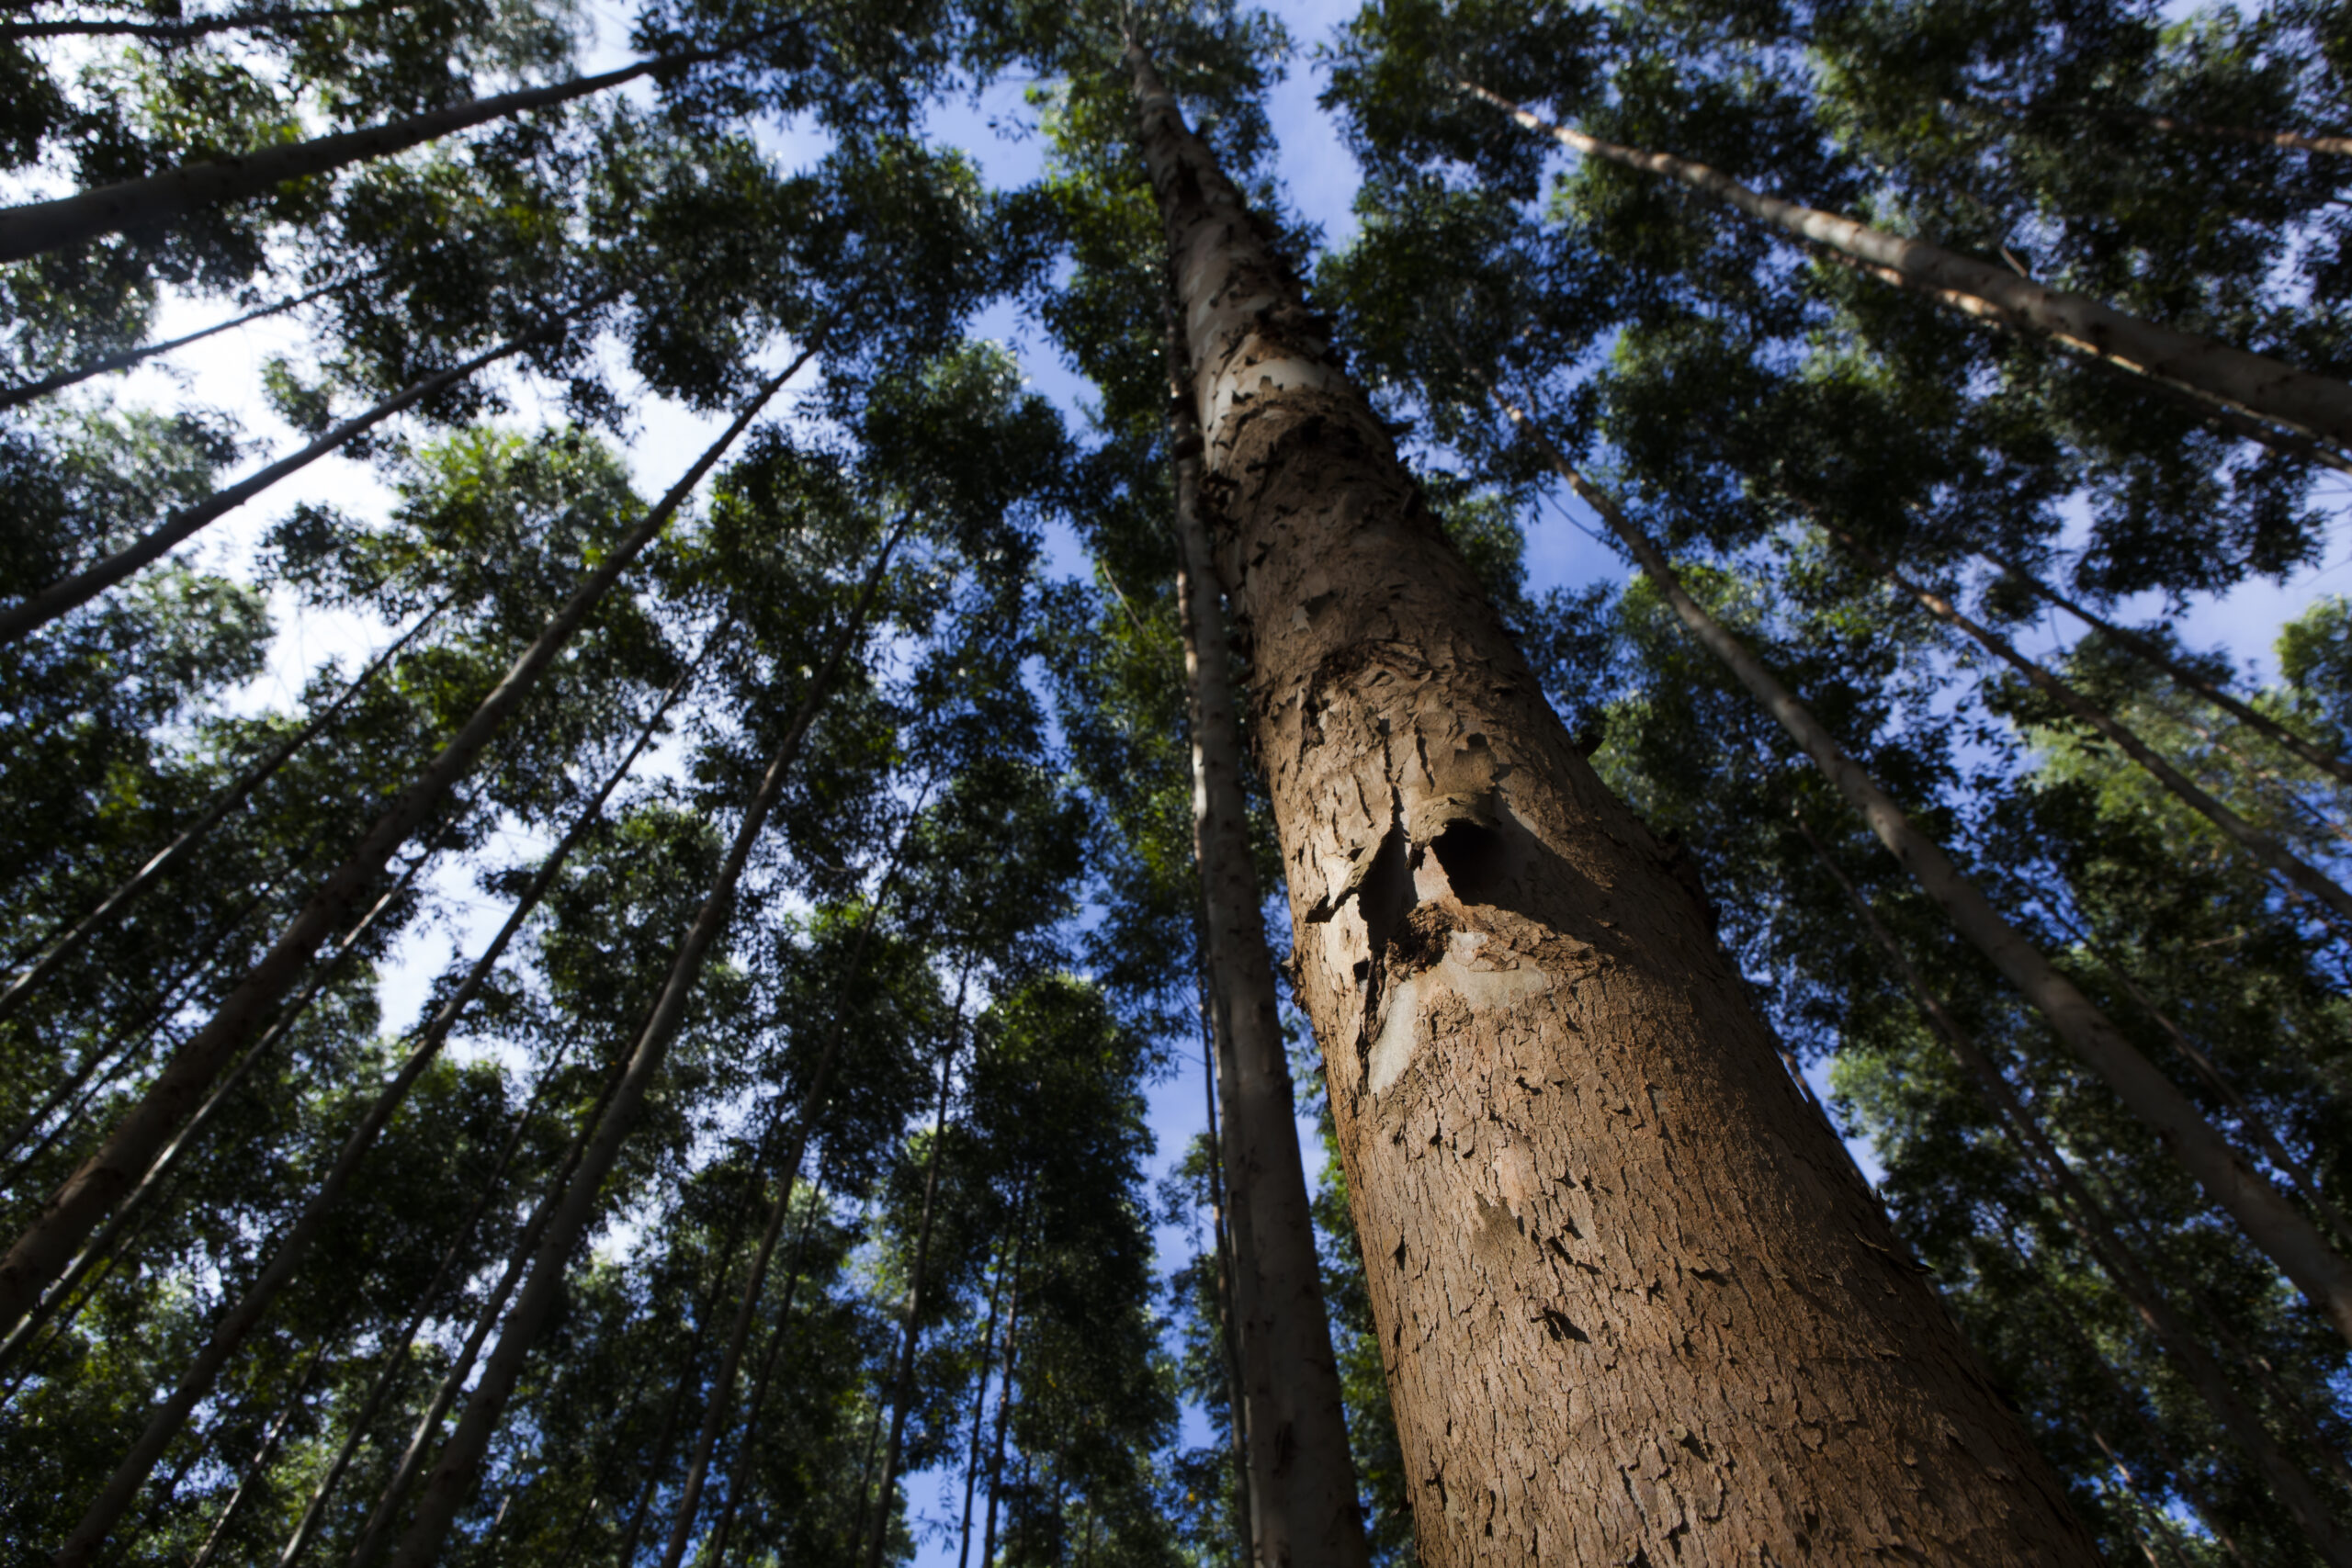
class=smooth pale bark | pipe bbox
[1485,387,2352,1350]
[1829,525,2352,925]
[858,1034,958,1568]
[0,327,548,649]
[1134,42,2100,1563]
[0,841,431,1381]
[1462,81,2352,448]
[1803,829,2352,1567]
[0,41,747,263]
[0,344,808,1339]
[50,653,702,1568]
[384,532,896,1568]
[0,595,451,1024]
[1169,338,1369,1568]
[0,273,367,413]
[1982,551,2352,789]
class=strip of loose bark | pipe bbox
[1463,79,2352,448]
[1135,39,2106,1564]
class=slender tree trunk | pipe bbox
[0,39,755,262]
[0,325,555,647]
[183,1343,332,1568]
[1801,822,2352,1564]
[0,853,303,1178]
[383,532,899,1568]
[1131,42,2104,1562]
[955,1216,1012,1568]
[702,1166,830,1568]
[1169,321,1370,1568]
[0,342,813,1337]
[978,1228,1026,1568]
[272,1029,594,1568]
[2,836,435,1381]
[2045,906,2352,1248]
[0,271,369,412]
[1829,523,2352,925]
[1461,80,2352,448]
[1198,989,1253,1555]
[860,1010,963,1568]
[1487,378,2352,1349]
[50,651,705,1568]
[0,594,452,1024]
[1982,550,2352,788]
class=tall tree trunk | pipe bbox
[1195,1002,1254,1559]
[1800,821,2352,1564]
[0,855,302,1178]
[978,1243,1025,1568]
[1486,379,2352,1349]
[1981,550,2352,788]
[701,1165,831,1568]
[1460,81,2352,449]
[0,594,452,1024]
[1131,41,2104,1563]
[0,341,813,1337]
[0,271,370,413]
[861,1008,962,1568]
[183,1343,332,1568]
[0,39,757,262]
[271,1026,595,1568]
[50,649,706,1568]
[1169,333,1369,1568]
[3,834,436,1381]
[0,324,558,647]
[383,532,899,1568]
[1827,523,2352,925]
[656,753,925,1568]
[954,1212,1014,1568]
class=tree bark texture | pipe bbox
[0,344,809,1341]
[384,528,895,1568]
[0,44,737,263]
[1132,41,2102,1565]
[1462,82,2352,450]
[50,652,702,1568]
[1487,389,2352,1353]
[1170,344,1371,1568]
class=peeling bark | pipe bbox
[1170,330,1371,1568]
[1131,41,2101,1565]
